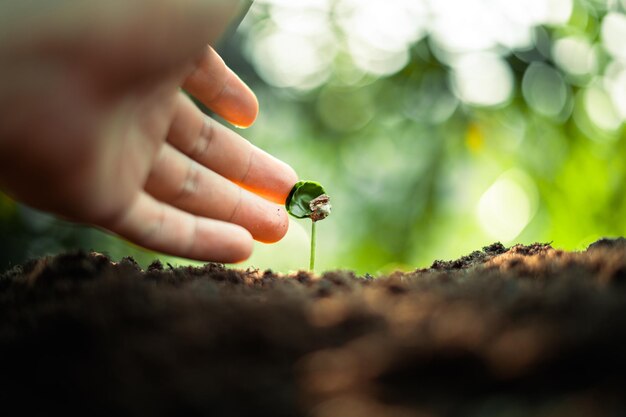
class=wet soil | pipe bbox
[2,240,626,417]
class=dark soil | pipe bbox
[2,240,626,417]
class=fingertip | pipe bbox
[255,206,290,244]
[230,88,259,129]
[183,46,259,129]
[264,162,299,205]
[281,165,300,203]
[195,221,254,263]
[242,152,300,205]
[222,224,254,263]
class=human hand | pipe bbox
[0,0,298,263]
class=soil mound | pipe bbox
[2,240,626,416]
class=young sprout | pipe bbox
[285,181,331,271]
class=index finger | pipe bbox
[183,45,258,128]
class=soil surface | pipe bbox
[2,240,626,417]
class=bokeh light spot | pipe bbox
[602,12,626,62]
[451,53,514,107]
[268,1,331,36]
[428,0,501,53]
[337,0,426,53]
[403,71,458,124]
[552,36,598,77]
[317,87,375,132]
[337,0,426,76]
[248,27,335,90]
[522,62,569,118]
[604,62,626,121]
[477,170,538,243]
[347,40,410,77]
[542,0,574,25]
[584,84,622,132]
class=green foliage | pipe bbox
[285,181,327,219]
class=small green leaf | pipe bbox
[286,181,327,219]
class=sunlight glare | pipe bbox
[604,62,626,121]
[585,83,622,131]
[249,28,335,90]
[337,0,427,76]
[477,171,538,243]
[451,53,514,107]
[602,12,626,62]
[552,36,598,77]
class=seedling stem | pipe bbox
[310,221,317,271]
[285,181,331,271]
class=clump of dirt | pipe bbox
[428,242,508,270]
[2,240,626,417]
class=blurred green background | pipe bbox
[2,0,626,274]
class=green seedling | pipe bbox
[285,181,331,271]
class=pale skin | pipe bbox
[0,0,299,263]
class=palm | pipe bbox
[82,79,183,224]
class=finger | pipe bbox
[104,191,253,263]
[167,93,299,205]
[183,45,259,128]
[144,143,289,243]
